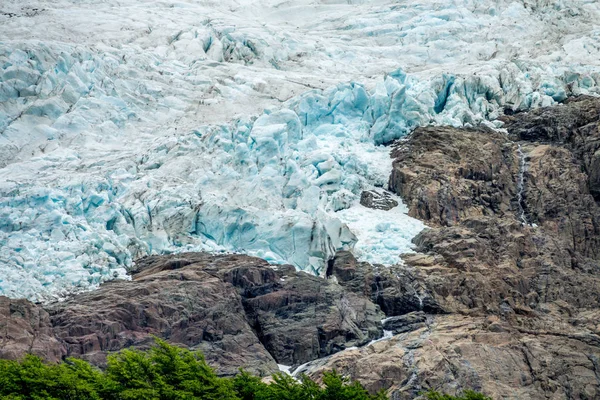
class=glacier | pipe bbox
[1,0,600,301]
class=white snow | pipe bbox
[336,190,425,265]
[1,0,600,301]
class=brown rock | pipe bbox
[49,254,276,376]
[339,97,600,398]
[301,315,600,400]
[328,251,445,316]
[0,297,65,362]
[43,253,384,374]
[389,126,515,227]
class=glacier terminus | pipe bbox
[1,0,600,301]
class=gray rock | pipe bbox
[382,311,427,334]
[328,251,444,316]
[360,190,398,210]
[43,253,383,374]
[374,97,600,398]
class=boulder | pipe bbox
[360,190,398,210]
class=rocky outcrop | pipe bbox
[382,312,426,334]
[48,254,277,376]
[390,126,515,226]
[327,250,444,316]
[360,190,399,210]
[300,314,600,400]
[0,297,65,362]
[387,100,600,320]
[1,253,383,376]
[303,97,600,399]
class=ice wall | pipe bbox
[2,0,600,301]
[2,54,599,301]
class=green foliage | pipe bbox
[100,339,236,400]
[0,354,101,400]
[0,339,388,400]
[425,389,492,400]
[0,340,490,400]
[232,369,264,400]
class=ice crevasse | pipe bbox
[2,40,600,300]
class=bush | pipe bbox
[0,339,491,400]
[0,339,383,400]
[232,370,388,400]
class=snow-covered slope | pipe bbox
[1,0,600,301]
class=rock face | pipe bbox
[0,297,65,362]
[1,253,383,376]
[302,97,600,399]
[386,100,600,320]
[300,315,600,400]
[327,250,444,316]
[381,312,426,334]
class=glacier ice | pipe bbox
[1,0,600,301]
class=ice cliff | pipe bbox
[1,0,600,301]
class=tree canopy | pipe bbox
[0,339,490,400]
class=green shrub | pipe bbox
[0,339,383,400]
[0,339,491,400]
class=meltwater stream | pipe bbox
[516,144,529,225]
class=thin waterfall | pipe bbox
[516,144,528,225]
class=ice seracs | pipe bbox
[1,0,600,301]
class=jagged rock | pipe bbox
[388,103,600,318]
[359,190,398,210]
[315,97,600,398]
[43,253,383,374]
[389,126,515,226]
[503,95,600,202]
[328,251,444,316]
[49,253,277,376]
[236,264,384,366]
[2,98,600,400]
[500,95,600,143]
[0,297,65,362]
[382,312,427,334]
